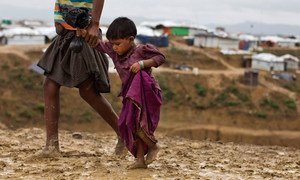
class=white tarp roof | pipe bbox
[252,53,283,62]
[260,36,297,43]
[140,20,180,28]
[136,26,163,36]
[0,27,41,37]
[100,25,164,37]
[221,49,252,55]
[278,54,299,62]
[260,36,284,43]
[34,27,56,39]
[0,26,57,38]
[239,34,258,41]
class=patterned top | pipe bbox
[54,0,93,30]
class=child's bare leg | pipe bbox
[43,78,61,153]
[145,144,160,165]
[128,138,147,169]
[78,78,126,155]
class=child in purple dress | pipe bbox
[78,17,165,169]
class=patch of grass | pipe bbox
[80,112,92,122]
[225,101,240,106]
[13,59,21,67]
[35,103,44,113]
[259,97,279,110]
[1,63,9,70]
[253,111,268,119]
[4,110,12,118]
[9,67,26,81]
[194,83,206,97]
[226,83,249,102]
[19,109,34,119]
[283,83,300,93]
[215,92,228,103]
[284,99,297,110]
[157,76,175,102]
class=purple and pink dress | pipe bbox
[95,41,165,156]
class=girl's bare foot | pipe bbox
[127,160,147,169]
[27,147,61,161]
[145,144,160,165]
[114,137,127,157]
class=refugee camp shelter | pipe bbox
[251,53,285,71]
[0,27,43,45]
[135,25,169,47]
[238,34,259,51]
[140,21,176,36]
[140,21,192,36]
[0,26,56,45]
[278,54,299,70]
[188,25,208,36]
[259,36,297,48]
[194,32,239,50]
[171,26,189,36]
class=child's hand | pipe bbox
[129,62,141,73]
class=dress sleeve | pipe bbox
[137,44,166,67]
[95,40,115,57]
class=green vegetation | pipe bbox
[157,75,175,102]
[194,83,206,97]
[285,99,297,110]
[209,82,250,107]
[259,97,279,110]
[253,111,268,119]
[1,63,9,70]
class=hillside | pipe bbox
[0,41,299,149]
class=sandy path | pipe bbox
[0,128,299,179]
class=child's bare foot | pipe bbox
[127,160,147,169]
[114,137,127,157]
[145,144,160,165]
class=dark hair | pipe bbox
[106,17,137,40]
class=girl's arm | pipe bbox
[84,0,105,46]
[129,56,166,73]
[129,44,166,73]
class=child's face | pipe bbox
[109,36,134,56]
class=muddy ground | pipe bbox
[0,126,299,179]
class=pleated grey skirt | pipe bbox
[37,25,110,93]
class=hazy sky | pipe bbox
[0,0,300,26]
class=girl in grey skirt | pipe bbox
[37,0,126,156]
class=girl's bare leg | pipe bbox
[128,138,147,169]
[43,78,61,152]
[78,78,126,155]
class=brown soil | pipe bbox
[0,126,299,179]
